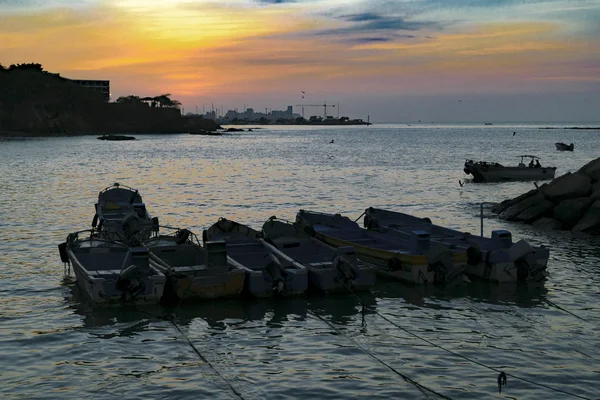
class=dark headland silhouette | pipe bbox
[0,63,219,136]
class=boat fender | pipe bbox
[202,230,208,243]
[175,229,191,245]
[387,257,403,271]
[58,242,69,263]
[466,246,482,266]
[151,217,159,233]
[92,214,98,228]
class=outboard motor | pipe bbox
[491,230,512,250]
[264,253,287,295]
[117,247,150,302]
[426,244,459,285]
[332,246,358,287]
[508,239,543,281]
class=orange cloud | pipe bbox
[1,4,598,102]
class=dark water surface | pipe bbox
[1,124,599,399]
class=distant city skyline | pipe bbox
[1,0,599,122]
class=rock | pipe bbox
[500,192,546,220]
[572,200,600,234]
[514,199,554,222]
[540,172,592,201]
[590,189,600,202]
[579,158,600,181]
[552,197,593,228]
[492,188,539,215]
[532,217,563,230]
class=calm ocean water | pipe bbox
[1,124,599,399]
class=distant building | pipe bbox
[68,79,110,102]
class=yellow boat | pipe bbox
[144,227,246,302]
[296,210,467,285]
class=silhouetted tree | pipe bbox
[0,63,44,73]
[116,95,143,105]
[8,63,43,71]
[152,93,181,109]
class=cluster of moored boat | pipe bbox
[58,183,550,307]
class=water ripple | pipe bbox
[1,125,600,399]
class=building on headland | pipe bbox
[193,104,370,125]
[67,79,110,102]
[214,105,299,123]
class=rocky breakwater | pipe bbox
[492,157,600,235]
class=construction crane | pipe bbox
[295,102,335,119]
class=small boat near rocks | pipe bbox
[58,231,166,306]
[97,134,136,141]
[363,207,549,283]
[296,210,467,286]
[203,218,308,298]
[143,227,246,302]
[261,217,376,293]
[555,142,574,151]
[92,183,158,242]
[464,155,556,183]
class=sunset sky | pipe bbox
[1,0,599,122]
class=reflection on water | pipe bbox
[2,125,600,399]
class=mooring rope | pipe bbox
[307,309,452,400]
[339,281,594,400]
[543,298,589,322]
[135,306,246,400]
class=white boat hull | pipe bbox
[204,218,309,298]
[67,245,165,307]
[261,218,376,293]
